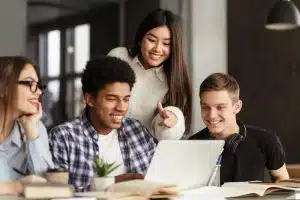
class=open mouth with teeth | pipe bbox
[111,115,124,123]
[149,53,162,60]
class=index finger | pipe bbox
[157,102,169,119]
[157,101,164,113]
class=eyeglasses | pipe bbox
[18,80,46,93]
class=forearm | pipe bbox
[271,164,290,182]
[24,126,39,140]
[17,120,53,173]
[152,106,185,140]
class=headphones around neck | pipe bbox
[224,123,247,153]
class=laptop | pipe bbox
[145,140,224,190]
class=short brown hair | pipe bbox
[199,73,240,102]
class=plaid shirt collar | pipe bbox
[80,111,98,139]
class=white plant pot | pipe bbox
[92,177,114,191]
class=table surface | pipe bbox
[0,191,298,200]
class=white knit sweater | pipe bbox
[107,47,185,140]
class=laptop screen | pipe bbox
[145,140,224,190]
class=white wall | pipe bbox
[161,0,227,134]
[0,0,27,56]
[160,0,180,14]
[190,0,227,134]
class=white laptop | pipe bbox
[145,140,225,190]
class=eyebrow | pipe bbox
[106,94,131,98]
[147,33,171,41]
[200,103,228,106]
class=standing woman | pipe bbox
[0,57,53,183]
[108,8,192,140]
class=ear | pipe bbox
[84,93,95,107]
[233,100,242,114]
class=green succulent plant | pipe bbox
[93,156,120,177]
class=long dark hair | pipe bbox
[128,8,192,134]
[0,56,41,135]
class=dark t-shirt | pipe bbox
[188,124,285,184]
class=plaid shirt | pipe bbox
[49,112,156,191]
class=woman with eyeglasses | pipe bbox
[0,56,53,195]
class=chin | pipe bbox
[210,131,228,140]
[109,123,122,129]
[21,108,38,115]
[207,127,224,136]
[147,60,163,67]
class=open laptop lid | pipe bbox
[145,140,224,190]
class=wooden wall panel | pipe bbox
[228,0,300,163]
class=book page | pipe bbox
[222,181,300,197]
[178,185,297,199]
[221,182,273,196]
[75,191,143,200]
[107,180,178,198]
[180,186,231,199]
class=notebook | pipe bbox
[145,140,224,190]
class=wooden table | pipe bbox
[287,164,300,179]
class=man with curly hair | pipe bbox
[49,56,156,191]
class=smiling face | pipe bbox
[200,90,242,139]
[86,82,131,135]
[16,64,42,116]
[140,25,171,69]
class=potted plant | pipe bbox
[92,157,120,191]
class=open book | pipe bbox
[180,179,300,198]
[220,180,300,197]
[76,180,179,200]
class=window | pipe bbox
[48,30,60,77]
[39,24,90,129]
[75,24,90,73]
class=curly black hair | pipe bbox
[81,56,136,97]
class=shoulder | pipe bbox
[245,124,283,150]
[245,125,285,170]
[122,117,153,139]
[188,128,211,140]
[122,117,147,131]
[107,47,132,61]
[49,117,82,138]
[245,125,277,140]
